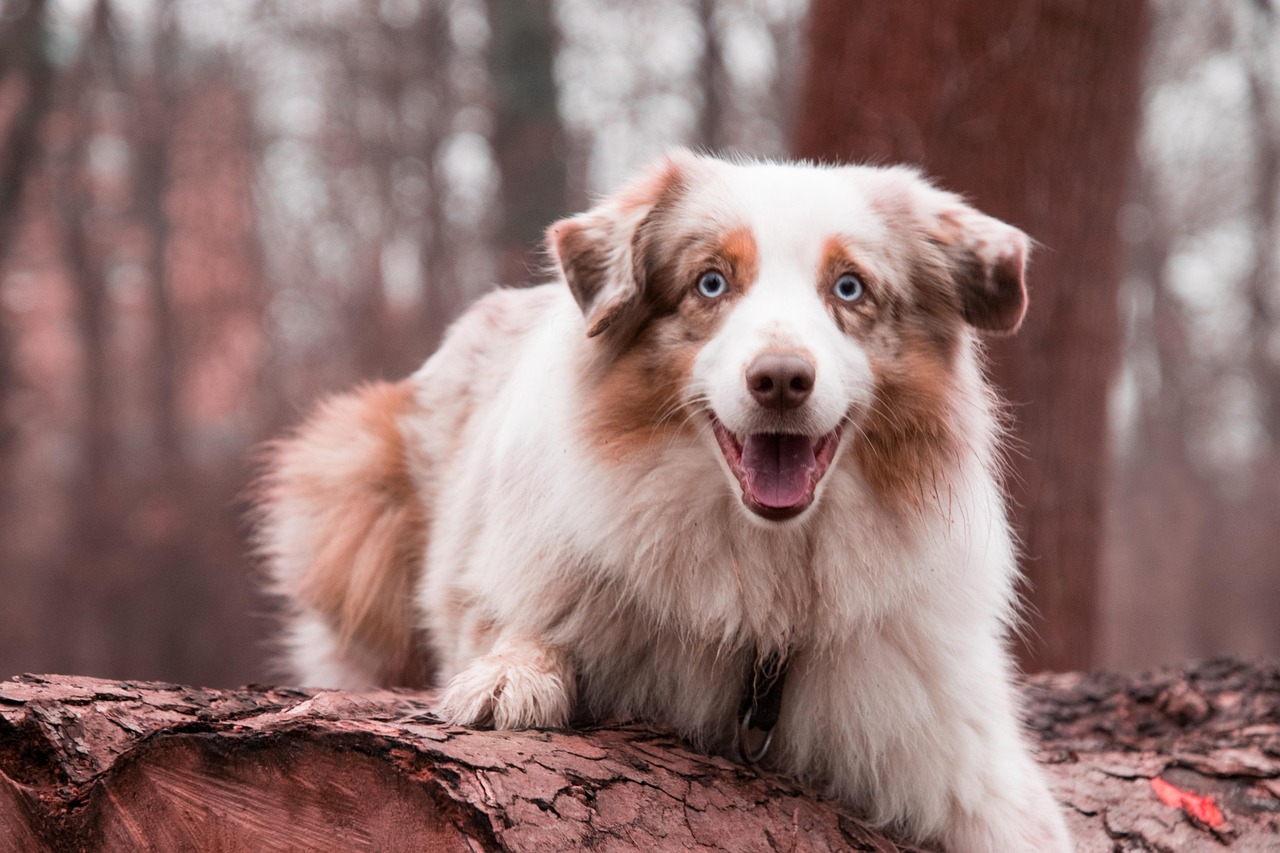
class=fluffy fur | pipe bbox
[255,151,1070,852]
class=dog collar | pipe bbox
[738,649,789,766]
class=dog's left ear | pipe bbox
[547,152,691,338]
[929,196,1030,336]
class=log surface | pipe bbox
[2,659,1278,851]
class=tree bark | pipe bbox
[793,1,1151,673]
[2,660,1277,851]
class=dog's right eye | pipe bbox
[833,273,866,303]
[696,271,729,299]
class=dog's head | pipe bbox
[548,151,1027,522]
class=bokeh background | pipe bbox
[0,0,1275,687]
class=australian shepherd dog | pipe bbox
[255,151,1070,851]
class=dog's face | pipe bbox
[550,152,1027,522]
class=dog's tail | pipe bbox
[252,380,433,688]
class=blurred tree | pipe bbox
[696,0,728,151]
[417,1,460,345]
[794,0,1151,671]
[1244,4,1280,444]
[43,0,131,675]
[486,0,568,286]
[1106,0,1280,668]
[0,0,52,259]
[0,0,53,464]
[59,0,123,550]
[134,2,182,490]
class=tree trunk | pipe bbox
[485,0,568,287]
[0,0,54,472]
[0,0,53,263]
[134,3,183,489]
[415,0,459,349]
[793,1,1151,672]
[2,660,1277,851]
[696,0,728,153]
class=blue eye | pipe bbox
[696,271,729,299]
[833,273,865,303]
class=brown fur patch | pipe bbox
[551,220,629,337]
[635,223,761,313]
[716,226,759,291]
[820,233,962,361]
[926,202,1028,335]
[583,222,760,460]
[584,321,702,460]
[261,381,432,686]
[854,336,960,512]
[818,232,968,511]
[550,156,690,339]
[618,156,687,217]
[818,235,883,335]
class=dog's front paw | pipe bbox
[436,640,575,730]
[946,764,1072,853]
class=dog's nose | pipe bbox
[746,353,815,410]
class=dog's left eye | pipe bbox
[696,271,729,299]
[833,273,865,303]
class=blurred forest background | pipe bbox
[0,0,1276,687]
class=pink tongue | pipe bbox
[741,434,817,509]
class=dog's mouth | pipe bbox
[711,417,842,521]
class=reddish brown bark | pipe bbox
[793,1,1151,672]
[2,660,1278,851]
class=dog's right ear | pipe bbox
[547,152,691,338]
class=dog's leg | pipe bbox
[786,631,1070,853]
[914,664,1073,853]
[926,649,1072,853]
[942,753,1071,853]
[436,634,576,730]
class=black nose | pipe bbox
[746,353,816,410]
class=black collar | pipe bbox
[738,649,788,766]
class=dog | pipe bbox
[255,150,1071,852]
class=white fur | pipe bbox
[274,154,1070,852]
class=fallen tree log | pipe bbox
[1,659,1277,851]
